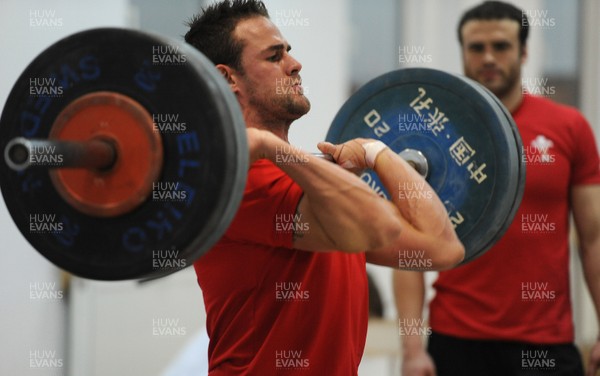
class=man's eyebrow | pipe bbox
[263,43,292,53]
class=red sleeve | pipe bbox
[571,111,600,186]
[223,160,303,248]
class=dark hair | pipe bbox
[458,1,529,47]
[184,0,269,71]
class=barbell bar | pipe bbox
[0,28,524,280]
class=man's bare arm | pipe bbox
[248,129,464,270]
[393,270,436,376]
[571,185,600,376]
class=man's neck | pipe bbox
[243,109,292,143]
[500,83,524,113]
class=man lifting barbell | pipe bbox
[184,1,463,374]
[0,0,529,374]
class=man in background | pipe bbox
[394,1,600,375]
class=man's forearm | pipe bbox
[259,133,404,252]
[394,270,428,353]
[581,244,600,330]
[571,186,600,334]
[373,148,464,268]
[375,148,458,239]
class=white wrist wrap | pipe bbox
[362,141,387,169]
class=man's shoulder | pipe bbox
[523,93,583,119]
[519,94,590,133]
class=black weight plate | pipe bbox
[326,68,524,264]
[0,28,247,280]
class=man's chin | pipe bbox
[290,96,311,116]
[478,80,507,97]
[288,107,310,120]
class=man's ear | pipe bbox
[520,44,528,65]
[216,64,238,90]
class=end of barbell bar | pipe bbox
[4,137,117,172]
[398,148,429,178]
[4,137,33,171]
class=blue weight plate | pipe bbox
[326,68,524,264]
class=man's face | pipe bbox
[232,16,310,123]
[460,19,526,98]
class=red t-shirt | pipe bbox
[194,160,369,375]
[430,94,600,344]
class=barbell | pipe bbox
[0,28,525,280]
